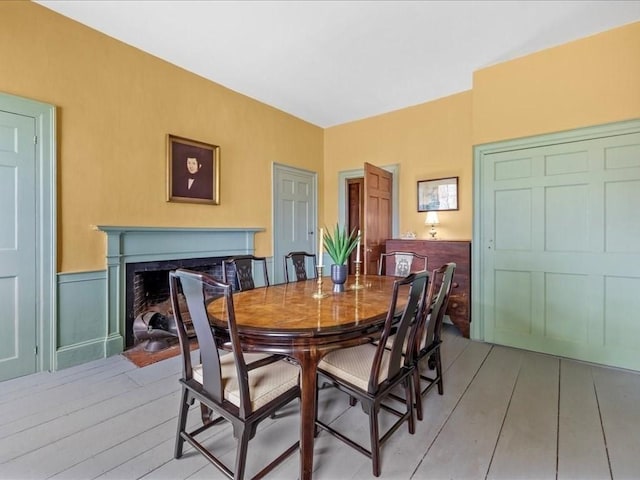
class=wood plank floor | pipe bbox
[1,325,639,480]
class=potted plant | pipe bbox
[323,224,359,292]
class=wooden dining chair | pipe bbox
[378,251,427,276]
[315,270,430,477]
[222,255,269,291]
[169,268,300,480]
[283,251,317,283]
[411,262,456,421]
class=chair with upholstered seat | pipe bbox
[411,262,456,421]
[283,251,317,283]
[378,251,427,277]
[169,268,300,480]
[315,270,430,477]
[222,255,269,291]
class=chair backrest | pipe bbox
[416,263,456,353]
[284,251,317,283]
[222,255,269,291]
[368,270,429,393]
[169,268,253,416]
[378,251,428,277]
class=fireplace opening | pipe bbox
[125,256,229,349]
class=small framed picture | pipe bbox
[417,176,458,212]
[167,134,220,204]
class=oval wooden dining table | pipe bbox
[206,274,401,480]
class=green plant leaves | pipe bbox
[323,224,359,265]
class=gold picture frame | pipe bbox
[167,134,220,204]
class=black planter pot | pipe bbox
[330,264,348,293]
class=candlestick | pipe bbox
[312,265,328,298]
[318,227,324,267]
[356,229,361,263]
[350,260,364,290]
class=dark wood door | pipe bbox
[363,162,392,274]
[347,178,363,274]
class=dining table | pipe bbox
[206,274,401,480]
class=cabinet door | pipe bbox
[386,239,471,337]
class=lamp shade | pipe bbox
[425,211,440,225]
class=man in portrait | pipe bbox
[171,140,214,201]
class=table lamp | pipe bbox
[425,211,440,239]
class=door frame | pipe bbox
[0,92,56,374]
[272,162,318,284]
[472,118,640,341]
[337,164,400,238]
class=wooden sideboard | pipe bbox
[385,239,471,338]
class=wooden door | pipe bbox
[363,162,392,274]
[0,109,37,380]
[346,178,363,274]
[478,128,640,371]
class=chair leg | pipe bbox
[174,388,190,459]
[413,367,423,421]
[435,350,444,395]
[200,402,213,424]
[369,404,381,477]
[235,426,251,480]
[405,378,415,434]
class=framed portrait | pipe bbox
[417,176,458,212]
[167,134,220,204]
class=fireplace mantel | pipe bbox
[96,225,265,355]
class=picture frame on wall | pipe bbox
[417,176,458,212]
[167,134,220,204]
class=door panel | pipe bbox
[273,165,317,284]
[363,162,392,275]
[0,110,37,380]
[481,131,640,371]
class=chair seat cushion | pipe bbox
[193,352,299,410]
[319,344,390,391]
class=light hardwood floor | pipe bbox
[1,325,639,480]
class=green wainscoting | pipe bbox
[54,227,266,370]
[56,270,107,370]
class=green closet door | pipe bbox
[0,110,37,380]
[480,130,640,371]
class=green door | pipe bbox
[478,128,640,371]
[0,110,37,380]
[273,164,318,284]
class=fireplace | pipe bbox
[96,226,264,357]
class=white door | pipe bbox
[478,129,640,371]
[273,164,317,284]
[0,110,37,380]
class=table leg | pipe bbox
[298,352,319,480]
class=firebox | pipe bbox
[124,256,228,348]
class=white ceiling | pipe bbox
[36,0,640,128]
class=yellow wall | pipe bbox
[0,1,324,272]
[324,92,473,241]
[473,21,640,144]
[3,1,639,271]
[324,21,640,240]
